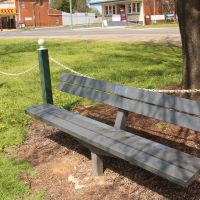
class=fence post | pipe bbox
[38,39,53,104]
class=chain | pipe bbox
[1,56,200,94]
[49,56,92,78]
[142,88,200,94]
[0,64,38,76]
[49,56,200,94]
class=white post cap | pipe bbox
[38,39,46,50]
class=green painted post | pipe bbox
[38,39,53,104]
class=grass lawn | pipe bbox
[129,23,179,29]
[0,39,182,199]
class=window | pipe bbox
[105,5,117,16]
[136,3,140,13]
[109,6,112,15]
[19,0,25,8]
[113,6,116,14]
[55,16,59,24]
[128,2,141,14]
[128,4,131,14]
[105,6,109,15]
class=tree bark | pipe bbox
[177,0,200,100]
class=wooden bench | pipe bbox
[26,73,200,187]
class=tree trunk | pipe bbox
[177,0,200,100]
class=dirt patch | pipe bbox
[17,104,200,200]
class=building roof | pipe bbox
[89,0,125,5]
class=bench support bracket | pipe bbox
[114,109,128,129]
[91,152,104,176]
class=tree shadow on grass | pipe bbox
[0,82,6,88]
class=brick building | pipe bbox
[15,0,62,27]
[90,0,176,25]
[0,1,16,28]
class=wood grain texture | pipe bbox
[58,82,200,132]
[25,104,200,187]
[91,152,104,176]
[114,109,128,130]
[34,104,200,174]
[60,73,200,116]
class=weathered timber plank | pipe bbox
[26,105,56,116]
[91,152,104,176]
[60,73,200,116]
[39,105,200,174]
[77,139,113,157]
[114,109,128,129]
[57,83,200,132]
[26,105,199,187]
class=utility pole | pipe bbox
[32,2,36,27]
[0,17,2,32]
[153,0,157,24]
[70,0,73,29]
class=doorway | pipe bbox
[118,4,127,21]
[1,16,16,29]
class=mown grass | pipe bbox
[0,39,182,199]
[130,23,178,29]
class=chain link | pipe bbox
[49,56,92,78]
[141,88,200,94]
[1,56,200,94]
[0,64,38,76]
[49,56,200,94]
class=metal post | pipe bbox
[0,17,2,32]
[70,0,73,29]
[153,0,157,24]
[38,39,53,104]
[32,2,36,27]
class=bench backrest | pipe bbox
[58,73,200,132]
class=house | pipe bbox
[0,1,16,28]
[15,0,62,27]
[89,0,176,25]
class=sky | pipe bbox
[88,0,102,13]
[90,5,102,13]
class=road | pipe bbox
[0,27,181,43]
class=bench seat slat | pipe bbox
[58,82,200,132]
[26,104,200,187]
[44,106,200,174]
[60,73,200,116]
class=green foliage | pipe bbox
[0,39,182,199]
[59,0,70,12]
[0,153,33,200]
[0,39,182,147]
[129,23,178,29]
[73,0,88,12]
[51,0,89,13]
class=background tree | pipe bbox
[50,0,89,13]
[50,0,63,10]
[177,0,200,100]
[59,0,70,12]
[74,0,88,12]
[160,0,176,15]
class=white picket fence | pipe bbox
[62,12,102,26]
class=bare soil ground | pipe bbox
[16,104,200,200]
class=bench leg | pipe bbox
[91,152,104,176]
[114,109,128,130]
